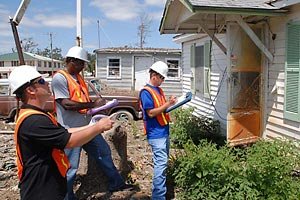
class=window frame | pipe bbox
[204,41,211,98]
[106,57,122,79]
[190,40,211,97]
[165,58,180,80]
[284,21,300,122]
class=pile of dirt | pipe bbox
[0,120,155,200]
[100,84,139,97]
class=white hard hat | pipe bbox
[8,65,46,94]
[65,46,89,63]
[150,61,168,78]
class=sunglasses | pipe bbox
[73,59,85,66]
[31,78,46,85]
[158,74,165,80]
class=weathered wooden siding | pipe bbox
[181,35,228,133]
[95,52,182,97]
[96,53,132,90]
[265,4,300,140]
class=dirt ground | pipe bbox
[0,120,158,200]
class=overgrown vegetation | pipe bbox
[170,108,225,148]
[168,108,300,200]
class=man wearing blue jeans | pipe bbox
[52,46,133,200]
[139,61,176,200]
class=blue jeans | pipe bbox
[64,134,125,200]
[148,136,170,200]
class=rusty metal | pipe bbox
[10,18,25,65]
[228,25,262,146]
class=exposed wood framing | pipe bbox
[198,20,227,55]
[233,15,274,61]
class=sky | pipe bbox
[0,0,179,55]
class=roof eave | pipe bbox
[192,6,287,16]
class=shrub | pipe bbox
[170,108,224,148]
[171,140,300,200]
[244,139,300,199]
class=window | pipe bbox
[204,41,211,97]
[38,61,42,67]
[166,59,180,78]
[26,60,34,66]
[11,61,19,66]
[0,85,9,96]
[284,22,300,122]
[44,61,47,67]
[190,41,211,96]
[0,61,4,67]
[107,58,121,78]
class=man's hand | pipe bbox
[96,117,114,132]
[168,95,177,106]
[93,98,106,107]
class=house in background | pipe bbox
[0,52,63,77]
[160,0,300,145]
[94,47,182,97]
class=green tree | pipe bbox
[86,52,96,76]
[36,47,63,60]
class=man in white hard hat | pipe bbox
[139,61,177,200]
[52,46,133,200]
[8,65,114,200]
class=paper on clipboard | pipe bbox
[166,92,192,113]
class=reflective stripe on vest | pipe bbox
[15,109,70,180]
[57,70,90,114]
[142,86,170,127]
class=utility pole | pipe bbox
[76,0,82,47]
[49,32,54,75]
[97,19,100,49]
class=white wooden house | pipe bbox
[94,47,182,97]
[160,0,300,145]
[0,52,63,77]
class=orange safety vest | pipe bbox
[141,86,170,133]
[14,109,70,180]
[57,70,90,114]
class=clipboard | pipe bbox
[87,99,118,115]
[166,92,192,113]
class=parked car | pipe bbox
[0,77,142,122]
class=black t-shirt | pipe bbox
[17,104,71,200]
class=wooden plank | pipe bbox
[197,20,227,55]
[233,15,274,61]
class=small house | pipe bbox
[160,0,300,145]
[94,47,182,97]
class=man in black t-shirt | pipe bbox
[9,65,114,200]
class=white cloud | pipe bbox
[0,40,15,54]
[0,23,12,37]
[149,11,164,21]
[0,5,12,37]
[21,14,92,28]
[36,14,76,28]
[22,16,40,27]
[145,0,167,7]
[84,43,98,50]
[90,0,142,21]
